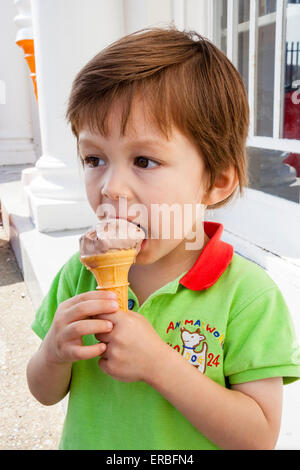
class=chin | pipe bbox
[135,239,159,265]
[135,239,183,265]
[135,250,156,265]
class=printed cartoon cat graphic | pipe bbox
[180,327,208,374]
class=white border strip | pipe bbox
[172,0,185,31]
[227,0,239,67]
[248,0,259,137]
[273,0,287,139]
[247,135,300,153]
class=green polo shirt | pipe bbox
[31,222,300,450]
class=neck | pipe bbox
[128,232,210,306]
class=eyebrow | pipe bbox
[78,137,168,149]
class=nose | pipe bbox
[100,168,131,201]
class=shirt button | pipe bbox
[128,299,135,310]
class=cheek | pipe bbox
[84,174,99,210]
[148,180,203,206]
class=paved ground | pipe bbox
[0,222,64,450]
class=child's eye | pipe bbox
[83,156,105,168]
[134,156,160,169]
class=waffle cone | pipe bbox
[80,248,137,312]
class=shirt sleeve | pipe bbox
[31,262,74,340]
[223,286,300,386]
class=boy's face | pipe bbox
[78,98,209,265]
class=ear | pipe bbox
[202,165,239,207]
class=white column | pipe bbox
[185,0,214,40]
[0,0,36,165]
[14,0,42,162]
[124,0,172,34]
[26,0,124,232]
[124,0,214,39]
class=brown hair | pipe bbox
[66,26,249,209]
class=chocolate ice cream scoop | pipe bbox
[79,218,145,311]
[79,218,145,256]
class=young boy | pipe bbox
[27,27,300,450]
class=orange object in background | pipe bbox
[16,38,38,101]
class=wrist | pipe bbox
[27,334,72,406]
[143,340,177,388]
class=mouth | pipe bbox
[135,222,148,238]
[123,218,148,238]
[102,216,148,238]
[140,238,147,250]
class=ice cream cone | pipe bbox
[80,248,137,312]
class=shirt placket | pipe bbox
[127,273,187,316]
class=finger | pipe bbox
[65,299,119,322]
[63,319,114,341]
[62,290,118,309]
[69,342,106,361]
[98,346,111,366]
[98,357,108,373]
[98,342,109,360]
[94,310,126,340]
[94,330,114,343]
[94,311,123,323]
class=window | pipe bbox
[216,0,300,204]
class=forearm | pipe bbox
[146,343,275,450]
[27,342,72,406]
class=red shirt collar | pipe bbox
[179,221,234,290]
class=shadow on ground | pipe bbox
[0,225,23,287]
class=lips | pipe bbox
[134,222,148,238]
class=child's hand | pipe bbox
[95,309,166,383]
[42,291,119,366]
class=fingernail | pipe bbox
[107,321,113,330]
[111,301,119,309]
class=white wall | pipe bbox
[0,0,38,165]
